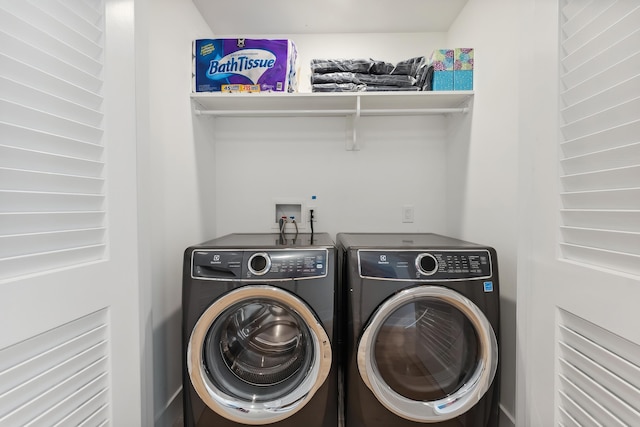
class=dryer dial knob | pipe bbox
[248,252,271,276]
[416,253,438,276]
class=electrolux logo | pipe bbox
[378,254,389,265]
[206,49,276,84]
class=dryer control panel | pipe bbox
[192,249,328,281]
[358,249,492,281]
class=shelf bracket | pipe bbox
[346,96,361,151]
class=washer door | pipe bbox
[188,285,332,425]
[357,285,498,423]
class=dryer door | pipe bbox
[188,285,332,425]
[357,285,498,423]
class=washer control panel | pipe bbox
[358,249,492,281]
[192,249,328,280]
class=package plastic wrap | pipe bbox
[390,56,426,76]
[193,38,298,92]
[357,74,417,87]
[310,59,393,74]
[364,86,421,92]
[311,73,417,87]
[311,83,366,92]
[311,72,360,84]
[415,64,434,91]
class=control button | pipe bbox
[416,253,438,276]
[248,252,271,276]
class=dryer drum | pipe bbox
[215,300,308,386]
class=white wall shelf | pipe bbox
[191,91,473,150]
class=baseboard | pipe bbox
[155,386,183,427]
[499,403,516,427]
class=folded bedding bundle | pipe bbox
[310,57,427,92]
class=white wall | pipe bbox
[446,1,519,426]
[147,0,216,424]
[213,113,451,237]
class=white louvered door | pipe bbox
[519,0,640,426]
[0,1,142,426]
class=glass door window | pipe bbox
[358,285,497,422]
[373,299,480,402]
[204,299,314,402]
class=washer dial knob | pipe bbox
[248,252,271,276]
[416,253,438,276]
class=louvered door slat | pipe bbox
[560,209,640,233]
[0,169,103,194]
[561,142,640,175]
[0,146,103,177]
[0,211,105,235]
[560,243,640,275]
[561,188,640,210]
[0,123,103,159]
[561,165,640,192]
[560,226,640,255]
[0,191,104,213]
[0,228,106,258]
[0,245,105,282]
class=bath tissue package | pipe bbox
[193,38,298,93]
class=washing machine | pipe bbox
[182,233,338,427]
[337,233,500,427]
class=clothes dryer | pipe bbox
[182,233,338,427]
[338,233,500,427]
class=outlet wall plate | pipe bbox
[402,205,415,223]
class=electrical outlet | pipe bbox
[402,205,414,223]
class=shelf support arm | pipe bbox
[346,96,361,151]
